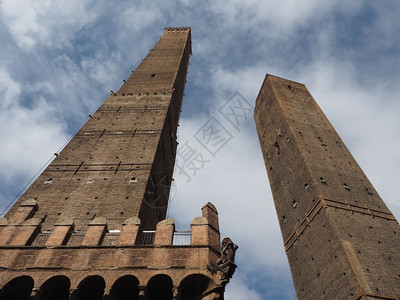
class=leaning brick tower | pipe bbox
[254,75,400,299]
[0,28,237,300]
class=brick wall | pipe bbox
[5,28,191,232]
[255,75,400,299]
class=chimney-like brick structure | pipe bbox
[254,74,400,300]
[8,199,38,224]
[118,217,140,246]
[81,217,107,246]
[45,218,73,246]
[154,218,175,246]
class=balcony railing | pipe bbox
[135,230,155,245]
[29,229,192,247]
[172,231,191,245]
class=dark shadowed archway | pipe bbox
[147,274,173,300]
[110,275,139,300]
[179,274,210,300]
[0,276,34,300]
[75,275,105,300]
[40,275,70,300]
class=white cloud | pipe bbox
[209,0,363,36]
[1,1,399,299]
[0,0,97,50]
[0,68,68,185]
[0,0,48,49]
[118,4,162,33]
[225,275,263,300]
[0,67,21,108]
[169,113,289,273]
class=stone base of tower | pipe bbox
[0,202,237,299]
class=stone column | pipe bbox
[29,287,42,299]
[103,287,110,300]
[138,286,146,300]
[69,288,78,300]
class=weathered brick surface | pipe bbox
[0,209,223,298]
[0,28,231,299]
[255,74,400,299]
[45,225,71,246]
[0,226,15,245]
[154,218,174,246]
[0,245,219,289]
[8,204,37,225]
[9,225,40,246]
[190,217,220,249]
[81,225,107,246]
[118,217,140,246]
[5,28,191,232]
[202,202,219,232]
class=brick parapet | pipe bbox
[0,202,225,297]
[0,245,219,282]
[0,202,220,249]
[0,233,223,299]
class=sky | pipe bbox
[1,1,400,299]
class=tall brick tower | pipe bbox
[254,75,400,299]
[0,28,237,299]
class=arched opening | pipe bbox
[110,275,139,300]
[40,275,70,300]
[75,275,105,300]
[179,274,210,300]
[0,276,34,300]
[147,274,173,300]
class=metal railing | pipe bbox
[102,231,120,246]
[30,231,51,246]
[172,231,191,245]
[29,229,192,247]
[65,231,85,246]
[135,230,155,245]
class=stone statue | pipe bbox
[208,237,238,287]
[217,237,238,265]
